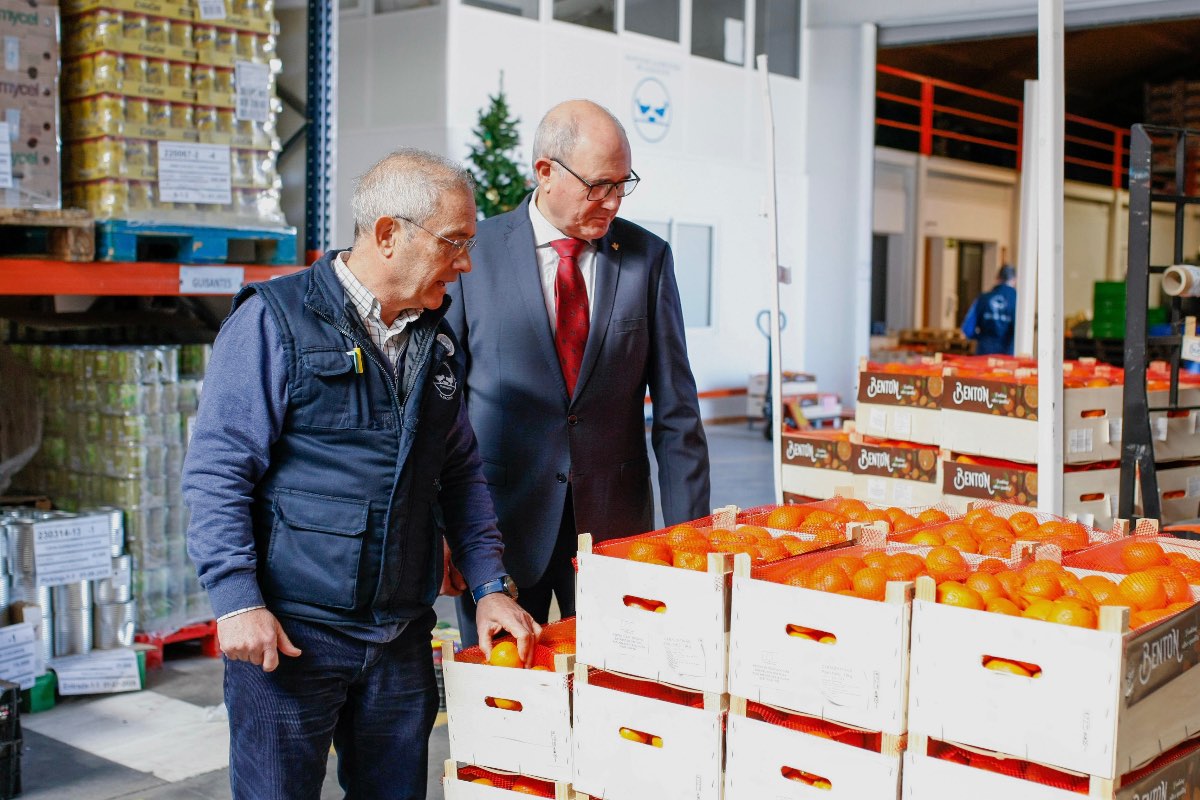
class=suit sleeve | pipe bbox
[646,243,712,525]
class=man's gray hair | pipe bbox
[531,101,626,166]
[351,148,475,239]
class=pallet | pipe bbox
[95,220,298,265]
[134,619,220,670]
[0,208,95,262]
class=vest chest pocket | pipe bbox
[265,488,369,609]
[297,347,372,429]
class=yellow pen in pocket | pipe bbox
[346,347,364,374]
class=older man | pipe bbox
[447,100,711,640]
[183,148,537,800]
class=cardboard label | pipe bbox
[3,36,17,71]
[857,371,940,409]
[0,623,37,690]
[157,142,232,204]
[234,60,270,122]
[0,122,10,190]
[33,515,114,587]
[781,434,852,472]
[197,0,227,19]
[942,376,1038,420]
[942,459,1034,504]
[852,442,938,484]
[1068,428,1094,454]
[179,266,244,295]
[51,649,141,695]
[1123,604,1200,708]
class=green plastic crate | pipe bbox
[20,672,55,714]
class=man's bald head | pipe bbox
[532,100,629,167]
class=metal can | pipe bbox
[214,67,234,95]
[148,99,171,128]
[95,95,125,132]
[122,13,147,43]
[193,25,216,55]
[123,55,148,85]
[52,582,93,657]
[169,21,193,50]
[92,601,136,649]
[92,555,132,604]
[171,102,194,129]
[216,108,236,134]
[193,65,216,95]
[145,16,170,45]
[236,31,258,60]
[194,105,218,135]
[93,52,122,89]
[124,139,151,171]
[145,58,169,86]
[125,97,149,127]
[94,9,124,50]
[215,28,237,57]
[169,62,192,89]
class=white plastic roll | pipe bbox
[1162,264,1200,297]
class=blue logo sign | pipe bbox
[632,77,671,143]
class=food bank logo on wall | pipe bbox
[632,77,670,143]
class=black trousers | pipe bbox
[456,490,578,647]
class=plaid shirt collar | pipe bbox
[333,251,421,364]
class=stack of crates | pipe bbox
[59,0,285,227]
[9,343,210,635]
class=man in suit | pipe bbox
[446,99,711,641]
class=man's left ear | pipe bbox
[374,216,399,255]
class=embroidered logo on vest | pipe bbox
[433,362,457,399]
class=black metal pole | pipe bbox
[305,0,337,263]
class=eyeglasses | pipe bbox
[551,159,640,201]
[394,216,477,254]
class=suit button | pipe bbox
[567,414,579,426]
[556,473,567,483]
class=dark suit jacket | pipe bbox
[446,195,711,586]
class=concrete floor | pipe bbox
[16,422,775,799]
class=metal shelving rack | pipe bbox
[1119,124,1200,520]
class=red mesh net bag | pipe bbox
[584,668,707,708]
[888,502,1127,557]
[455,765,556,796]
[456,617,576,671]
[1121,733,1200,786]
[746,701,882,752]
[925,740,1088,793]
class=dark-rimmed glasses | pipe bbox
[394,216,477,254]
[551,158,640,201]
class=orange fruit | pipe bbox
[619,727,649,744]
[965,573,1004,603]
[986,597,1021,616]
[984,658,1035,677]
[834,498,868,517]
[511,776,555,796]
[852,567,888,601]
[1020,574,1063,604]
[813,527,846,545]
[777,535,807,555]
[945,534,981,555]
[1119,571,1168,611]
[1022,598,1055,621]
[1121,541,1170,571]
[925,547,970,582]
[672,550,708,571]
[909,530,946,547]
[1048,598,1097,628]
[756,541,790,562]
[665,525,703,546]
[488,641,523,668]
[917,508,951,525]
[976,558,1007,574]
[1022,560,1064,579]
[1007,511,1039,534]
[964,508,999,526]
[707,528,739,546]
[937,581,985,610]
[491,697,522,710]
[782,569,811,588]
[884,552,926,581]
[1080,575,1121,605]
[1131,608,1177,629]
[472,778,495,786]
[809,563,852,594]
[863,551,889,569]
[828,555,867,579]
[1047,521,1090,551]
[1146,566,1192,605]
[890,515,921,534]
[862,509,892,525]
[979,538,1016,558]
[628,540,671,563]
[805,510,847,527]
[739,525,774,543]
[765,506,808,530]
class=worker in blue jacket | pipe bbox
[961,264,1018,355]
[183,148,538,800]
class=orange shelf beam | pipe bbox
[0,260,306,296]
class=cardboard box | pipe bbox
[725,704,902,800]
[571,667,724,800]
[727,542,912,734]
[748,371,818,397]
[443,641,574,783]
[0,0,60,209]
[940,455,1119,530]
[852,437,942,507]
[780,431,854,501]
[855,362,942,445]
[1151,460,1200,523]
[907,575,1200,779]
[939,373,1122,464]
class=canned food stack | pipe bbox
[9,343,211,636]
[59,0,285,226]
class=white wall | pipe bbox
[802,23,876,400]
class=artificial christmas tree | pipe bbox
[467,77,531,219]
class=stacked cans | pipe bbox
[8,344,212,635]
[0,506,136,661]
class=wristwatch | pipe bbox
[472,575,519,604]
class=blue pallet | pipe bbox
[95,220,298,265]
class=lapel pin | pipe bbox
[611,243,620,251]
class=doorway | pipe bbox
[870,234,888,335]
[956,241,986,325]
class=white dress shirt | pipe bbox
[529,191,597,328]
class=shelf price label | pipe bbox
[0,122,12,190]
[33,515,113,587]
[180,266,245,295]
[157,142,232,205]
[0,624,36,690]
[235,61,271,123]
[198,0,227,20]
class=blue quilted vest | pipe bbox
[232,250,463,625]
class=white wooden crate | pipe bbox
[571,666,724,800]
[781,463,854,502]
[443,643,574,783]
[724,700,902,800]
[907,575,1200,779]
[442,760,574,799]
[728,550,912,734]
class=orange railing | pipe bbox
[876,64,1128,189]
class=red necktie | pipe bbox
[551,237,589,396]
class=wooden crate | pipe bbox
[0,208,94,261]
[725,696,904,800]
[442,760,574,799]
[571,666,725,800]
[727,538,914,735]
[443,642,574,783]
[907,574,1200,779]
